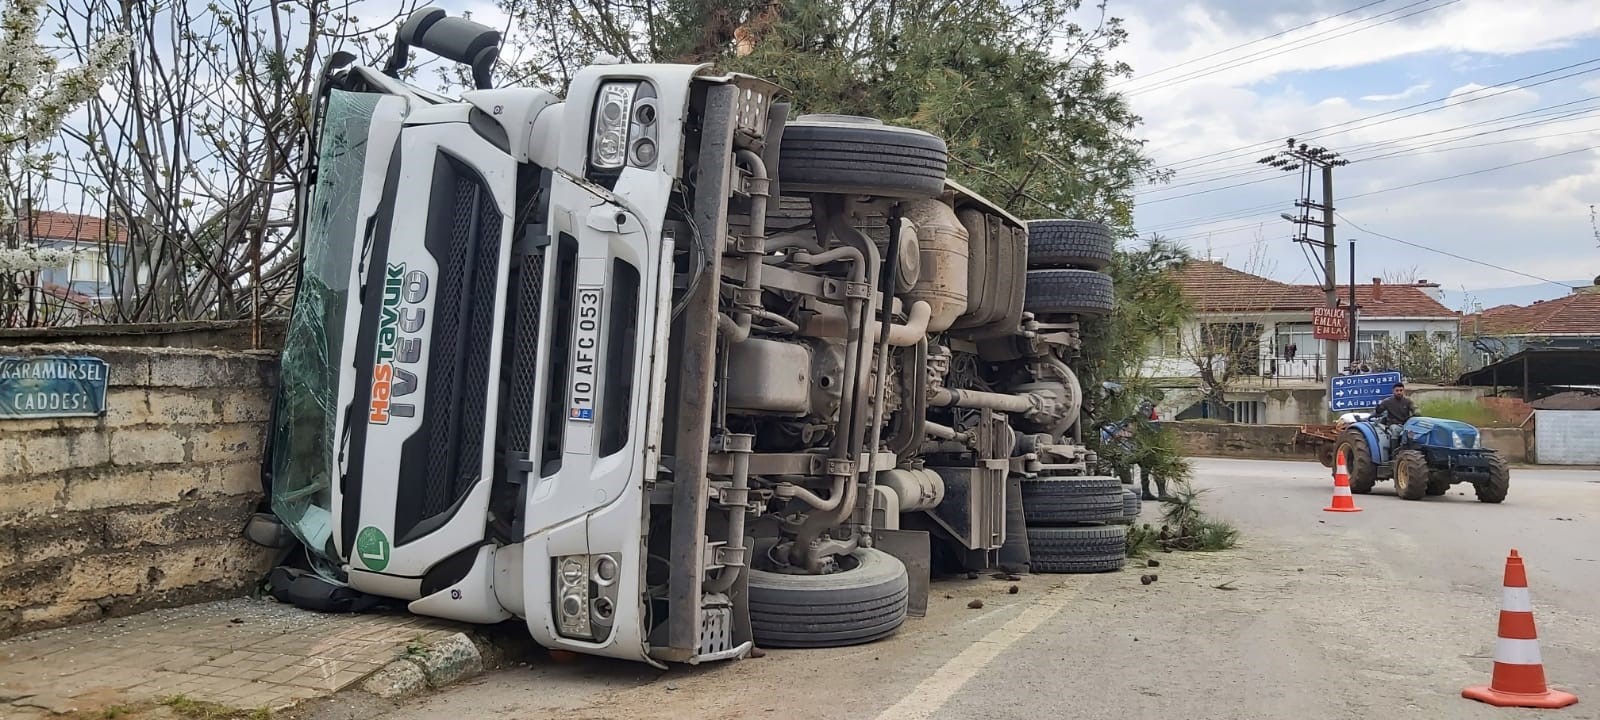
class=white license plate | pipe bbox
[568,285,603,422]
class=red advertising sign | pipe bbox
[1312,307,1348,340]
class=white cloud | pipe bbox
[1112,0,1600,292]
[1361,82,1432,102]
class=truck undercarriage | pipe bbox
[257,9,1121,665]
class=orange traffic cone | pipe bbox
[1323,449,1362,513]
[1462,550,1578,709]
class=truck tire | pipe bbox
[777,115,948,199]
[1023,269,1115,317]
[1021,475,1124,525]
[1333,430,1377,494]
[1115,487,1142,523]
[1425,469,1452,496]
[1474,452,1510,504]
[1027,526,1128,573]
[1394,449,1428,500]
[748,548,909,648]
[1026,219,1114,271]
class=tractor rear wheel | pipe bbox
[1394,449,1428,500]
[1474,452,1510,504]
[1334,430,1377,494]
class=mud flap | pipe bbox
[873,529,930,618]
[997,474,1030,573]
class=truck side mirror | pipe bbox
[385,8,501,89]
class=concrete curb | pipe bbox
[360,630,497,699]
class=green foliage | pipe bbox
[1418,398,1503,428]
[157,695,270,720]
[1079,235,1191,389]
[1156,479,1238,552]
[1125,521,1159,558]
[500,0,1155,225]
[1372,335,1464,384]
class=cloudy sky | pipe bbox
[1100,0,1600,307]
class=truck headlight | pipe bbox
[553,552,623,641]
[589,81,658,173]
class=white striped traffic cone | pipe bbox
[1462,549,1578,709]
[1323,448,1361,513]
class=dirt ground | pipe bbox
[298,458,1600,720]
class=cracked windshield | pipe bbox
[268,90,381,562]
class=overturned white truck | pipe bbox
[256,9,1124,666]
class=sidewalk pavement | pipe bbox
[0,597,466,717]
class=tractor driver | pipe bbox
[1375,382,1416,424]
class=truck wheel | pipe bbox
[777,115,948,199]
[748,548,909,648]
[1425,470,1451,496]
[1026,219,1114,271]
[1394,449,1428,500]
[1333,430,1377,494]
[1119,487,1142,522]
[1474,452,1510,504]
[1023,269,1115,317]
[1027,526,1128,573]
[1021,475,1124,525]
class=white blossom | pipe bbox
[0,245,78,274]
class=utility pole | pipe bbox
[1259,139,1348,383]
[1349,239,1357,364]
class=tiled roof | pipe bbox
[27,210,127,245]
[1172,261,1323,312]
[1173,261,1458,318]
[1335,284,1460,319]
[1464,291,1600,336]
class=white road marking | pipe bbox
[874,584,1079,720]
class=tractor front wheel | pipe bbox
[1334,431,1377,494]
[1425,469,1452,496]
[1474,452,1510,504]
[1394,449,1428,500]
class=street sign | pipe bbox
[0,355,110,419]
[1328,371,1403,411]
[1312,307,1348,340]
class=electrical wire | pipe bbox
[1113,0,1393,89]
[1342,144,1600,201]
[1336,212,1578,288]
[1149,57,1600,173]
[1125,0,1460,98]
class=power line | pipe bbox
[1148,57,1600,173]
[1337,212,1577,289]
[1356,124,1600,163]
[1137,174,1291,205]
[1342,144,1600,201]
[1126,0,1460,97]
[1113,0,1393,89]
[1135,96,1600,197]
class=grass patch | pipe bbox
[1418,398,1503,427]
[158,696,272,720]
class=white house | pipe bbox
[1142,261,1461,423]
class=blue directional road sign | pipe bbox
[1328,371,1403,411]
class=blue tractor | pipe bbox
[1332,414,1510,503]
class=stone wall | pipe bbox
[1165,422,1322,461]
[1168,421,1533,465]
[0,344,278,639]
[0,319,286,351]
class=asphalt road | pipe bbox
[303,458,1600,720]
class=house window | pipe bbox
[1150,330,1181,357]
[1404,330,1426,345]
[1432,331,1452,345]
[1355,330,1388,361]
[1275,322,1314,359]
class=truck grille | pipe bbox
[502,250,545,455]
[396,154,503,543]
